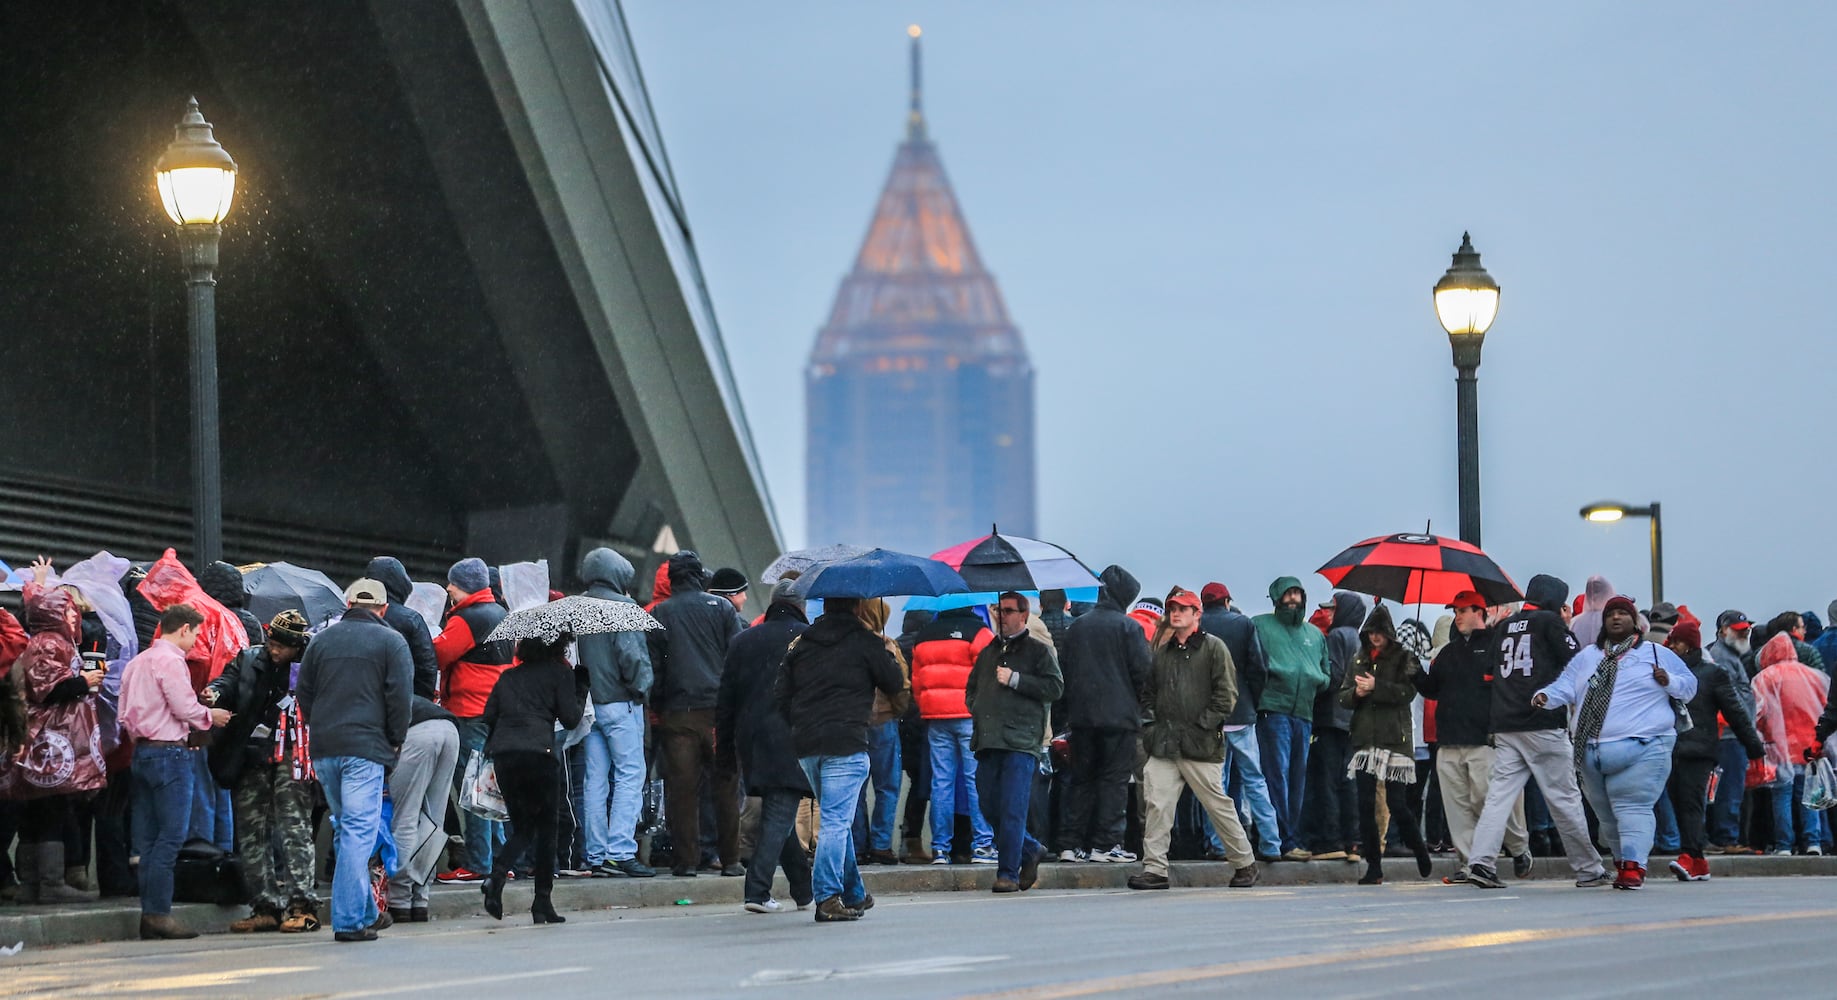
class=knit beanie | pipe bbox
[267,609,311,648]
[448,557,490,594]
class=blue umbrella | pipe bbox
[905,586,1102,612]
[800,548,970,600]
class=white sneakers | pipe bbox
[971,848,999,865]
[1090,845,1138,864]
[1058,849,1089,863]
[744,898,783,914]
[930,855,951,865]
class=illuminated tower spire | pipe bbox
[907,24,925,141]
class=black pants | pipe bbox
[746,790,812,905]
[1356,771,1425,872]
[898,714,930,843]
[1304,729,1359,853]
[95,770,136,895]
[494,752,559,901]
[19,795,72,842]
[1669,754,1718,857]
[1061,728,1134,852]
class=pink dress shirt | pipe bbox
[120,638,211,742]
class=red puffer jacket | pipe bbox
[910,611,992,721]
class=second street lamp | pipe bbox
[1435,232,1500,547]
[1579,500,1664,604]
[156,98,237,564]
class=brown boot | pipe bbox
[230,910,281,933]
[140,914,199,940]
[903,837,933,864]
[278,904,321,933]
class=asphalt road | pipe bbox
[2,877,1833,998]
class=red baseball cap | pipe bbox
[1166,588,1203,612]
[1445,590,1486,611]
[1201,582,1231,605]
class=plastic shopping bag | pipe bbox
[1804,757,1837,812]
[459,750,509,822]
[558,699,595,751]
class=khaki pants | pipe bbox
[1471,729,1605,879]
[1142,756,1253,875]
[1438,744,1527,865]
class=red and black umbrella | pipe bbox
[930,529,1099,594]
[1316,533,1521,607]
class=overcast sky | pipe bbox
[623,1,1836,620]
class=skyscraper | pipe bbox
[806,27,1036,556]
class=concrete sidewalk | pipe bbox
[2,852,1831,949]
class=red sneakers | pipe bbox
[1668,853,1711,881]
[436,867,485,884]
[1613,860,1646,890]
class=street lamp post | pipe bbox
[1579,501,1664,604]
[156,98,237,564]
[1434,233,1500,547]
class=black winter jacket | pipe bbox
[1490,575,1581,733]
[716,603,812,796]
[296,607,413,766]
[483,654,588,757]
[1059,565,1152,731]
[1200,604,1267,727]
[205,645,297,788]
[1676,648,1765,761]
[366,557,440,700]
[648,580,742,713]
[776,612,904,758]
[1416,625,1497,748]
[1317,592,1367,732]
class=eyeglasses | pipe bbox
[995,607,1024,616]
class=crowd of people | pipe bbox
[0,547,1834,940]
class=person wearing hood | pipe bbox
[1415,592,1530,884]
[1199,583,1280,863]
[1303,592,1366,863]
[1341,606,1433,884]
[433,557,513,884]
[1762,611,1825,675]
[1569,575,1616,650]
[574,547,656,879]
[1251,576,1330,861]
[1663,621,1764,880]
[777,597,905,921]
[197,561,263,646]
[912,605,999,865]
[1056,565,1153,863]
[966,593,1062,892]
[1705,610,1761,853]
[717,579,814,913]
[205,611,321,933]
[1467,574,1608,891]
[364,557,439,700]
[647,550,745,876]
[1751,632,1830,856]
[893,607,936,861]
[1532,595,1696,889]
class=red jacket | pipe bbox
[433,589,514,717]
[911,613,992,720]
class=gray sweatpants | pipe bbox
[1469,729,1604,880]
[388,720,461,909]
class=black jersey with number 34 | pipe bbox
[1490,607,1582,734]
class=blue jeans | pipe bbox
[1210,727,1282,857]
[1771,764,1826,852]
[132,745,195,916]
[185,751,235,852]
[1707,738,1749,845]
[1577,733,1675,867]
[318,755,385,933]
[866,722,902,851]
[1653,787,1680,852]
[975,749,1043,882]
[928,719,993,855]
[800,753,869,905]
[454,716,503,872]
[1256,713,1311,853]
[582,701,646,863]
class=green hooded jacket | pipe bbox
[1250,576,1329,718]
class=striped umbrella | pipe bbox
[930,528,1099,594]
[1316,533,1521,607]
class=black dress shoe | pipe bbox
[335,928,378,943]
[672,866,697,877]
[388,907,412,924]
[409,907,429,923]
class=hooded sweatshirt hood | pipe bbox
[365,556,414,604]
[667,551,706,591]
[579,547,635,594]
[1360,604,1399,645]
[197,561,246,610]
[1097,565,1141,613]
[1330,591,1369,631]
[1760,631,1799,670]
[1268,576,1307,626]
[1523,574,1570,613]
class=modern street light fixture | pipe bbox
[1434,232,1500,547]
[1579,500,1664,604]
[156,98,237,564]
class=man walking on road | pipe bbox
[1130,588,1260,891]
[1252,576,1330,861]
[1466,574,1608,890]
[967,593,1063,892]
[297,579,414,941]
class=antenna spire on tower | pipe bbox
[907,24,926,141]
